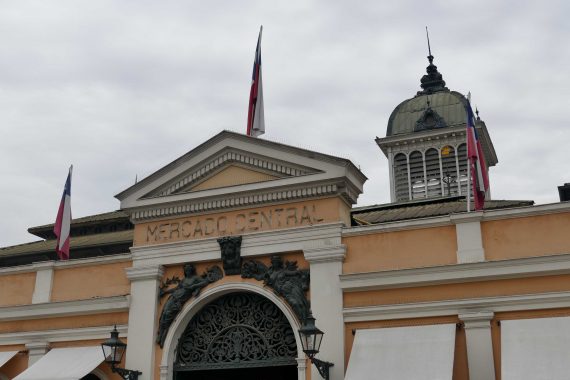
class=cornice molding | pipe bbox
[340,253,570,292]
[125,265,164,281]
[304,245,346,263]
[0,295,130,322]
[0,254,132,276]
[150,148,318,198]
[342,202,570,238]
[0,325,128,345]
[343,291,570,322]
[128,182,348,223]
[130,222,345,267]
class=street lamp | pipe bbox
[101,326,142,380]
[298,314,334,380]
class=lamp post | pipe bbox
[101,326,142,380]
[298,314,334,380]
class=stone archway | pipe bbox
[160,283,306,380]
[173,292,298,379]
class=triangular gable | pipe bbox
[187,165,280,192]
[116,131,366,222]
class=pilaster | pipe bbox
[125,264,164,380]
[451,213,485,263]
[31,261,54,304]
[25,341,49,366]
[459,311,496,380]
[304,245,345,380]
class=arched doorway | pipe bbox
[173,292,298,380]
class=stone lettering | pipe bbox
[260,210,272,229]
[169,222,180,239]
[286,208,298,226]
[312,205,324,222]
[181,221,192,238]
[193,220,203,237]
[235,214,247,232]
[274,208,284,227]
[248,211,259,230]
[204,218,215,235]
[300,206,311,225]
[158,223,169,240]
[217,216,228,234]
[147,225,160,242]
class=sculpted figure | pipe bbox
[217,236,243,275]
[156,264,222,347]
[242,255,310,321]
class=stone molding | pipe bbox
[130,222,345,267]
[0,253,131,276]
[0,325,127,345]
[125,264,164,281]
[0,295,130,322]
[303,245,346,263]
[343,291,570,322]
[459,311,495,329]
[129,183,347,222]
[340,253,570,291]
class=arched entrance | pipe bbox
[173,292,298,380]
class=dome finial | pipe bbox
[418,27,448,95]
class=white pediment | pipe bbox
[116,131,366,221]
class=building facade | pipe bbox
[1,57,570,380]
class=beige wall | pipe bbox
[343,225,457,274]
[0,272,35,307]
[482,212,570,261]
[51,262,131,302]
[0,312,128,334]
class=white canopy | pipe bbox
[345,324,456,380]
[14,346,103,380]
[502,316,570,380]
[0,351,18,368]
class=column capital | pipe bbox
[303,245,346,263]
[126,264,164,281]
[459,310,494,329]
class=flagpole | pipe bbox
[466,93,471,212]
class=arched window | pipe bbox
[425,148,441,197]
[394,153,410,201]
[441,145,459,196]
[409,151,425,199]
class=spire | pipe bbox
[418,27,448,95]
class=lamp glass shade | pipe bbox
[298,315,324,357]
[101,326,126,365]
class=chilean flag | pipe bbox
[246,26,265,137]
[54,166,72,260]
[466,100,489,210]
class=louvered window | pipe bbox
[394,153,410,201]
[425,148,441,197]
[409,151,425,199]
[457,143,469,196]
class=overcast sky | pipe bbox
[1,0,569,247]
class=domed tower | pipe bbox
[376,52,498,202]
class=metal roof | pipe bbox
[351,197,534,225]
[386,91,469,137]
[28,210,129,239]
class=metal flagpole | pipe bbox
[466,92,471,212]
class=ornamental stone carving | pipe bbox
[217,235,242,275]
[156,264,223,347]
[242,255,310,322]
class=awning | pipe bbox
[502,316,570,380]
[0,351,18,368]
[14,346,103,380]
[345,324,456,380]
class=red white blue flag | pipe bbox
[246,26,265,137]
[54,165,72,260]
[466,101,489,210]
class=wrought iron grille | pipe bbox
[174,292,297,371]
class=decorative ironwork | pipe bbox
[217,235,243,275]
[242,255,310,321]
[415,105,447,132]
[156,264,223,347]
[174,292,297,371]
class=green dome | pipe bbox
[386,90,469,137]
